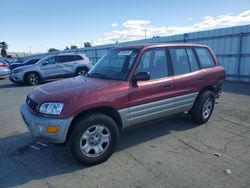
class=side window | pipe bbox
[169,48,190,75]
[56,55,72,63]
[68,55,76,62]
[74,55,83,61]
[47,57,56,64]
[136,49,168,80]
[186,49,199,72]
[195,48,215,68]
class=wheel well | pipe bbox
[66,107,122,142]
[199,85,218,95]
[200,86,214,93]
[191,86,216,111]
[76,66,89,72]
[24,71,41,82]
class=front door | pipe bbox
[40,57,62,78]
[129,48,175,126]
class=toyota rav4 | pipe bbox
[20,44,225,165]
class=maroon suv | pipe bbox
[20,44,225,165]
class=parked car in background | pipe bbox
[0,62,10,77]
[20,44,225,165]
[9,58,40,70]
[1,58,21,65]
[0,59,10,66]
[9,53,92,85]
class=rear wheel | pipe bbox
[26,72,40,85]
[191,90,215,124]
[67,113,119,165]
[76,67,88,76]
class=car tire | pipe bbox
[67,113,119,165]
[26,72,40,86]
[191,90,215,124]
[76,67,88,76]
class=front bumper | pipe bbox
[9,73,24,83]
[20,103,73,143]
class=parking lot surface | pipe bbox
[0,76,250,188]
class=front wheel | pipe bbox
[67,113,119,165]
[191,90,215,124]
[26,72,40,85]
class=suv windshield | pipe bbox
[88,49,139,81]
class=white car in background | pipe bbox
[9,53,92,85]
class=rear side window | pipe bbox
[186,49,199,72]
[169,48,200,75]
[55,56,66,63]
[56,55,77,63]
[74,55,83,61]
[169,48,190,75]
[195,48,215,68]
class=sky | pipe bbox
[0,0,250,53]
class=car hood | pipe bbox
[13,64,33,70]
[10,62,23,66]
[29,76,124,103]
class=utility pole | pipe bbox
[145,29,147,39]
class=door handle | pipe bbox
[197,77,204,81]
[164,84,172,89]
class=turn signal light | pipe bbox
[47,126,60,133]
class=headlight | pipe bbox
[12,68,23,73]
[39,102,64,115]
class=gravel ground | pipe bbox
[0,76,250,188]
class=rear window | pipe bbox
[195,48,215,68]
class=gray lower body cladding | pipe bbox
[119,92,198,128]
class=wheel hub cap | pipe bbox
[202,98,212,119]
[80,125,111,157]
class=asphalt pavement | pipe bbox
[0,76,250,188]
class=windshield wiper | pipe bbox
[88,72,109,79]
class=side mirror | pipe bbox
[42,61,48,65]
[132,71,150,83]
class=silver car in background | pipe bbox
[0,60,10,78]
[9,53,92,85]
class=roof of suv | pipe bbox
[53,53,87,56]
[114,43,208,50]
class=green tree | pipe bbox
[48,48,59,53]
[84,42,91,47]
[70,45,77,49]
[0,41,8,57]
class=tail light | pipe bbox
[0,63,7,67]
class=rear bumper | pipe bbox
[0,69,10,77]
[20,103,73,143]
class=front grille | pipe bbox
[26,96,38,111]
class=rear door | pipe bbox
[129,48,175,126]
[194,47,218,85]
[168,47,204,112]
[57,55,79,75]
